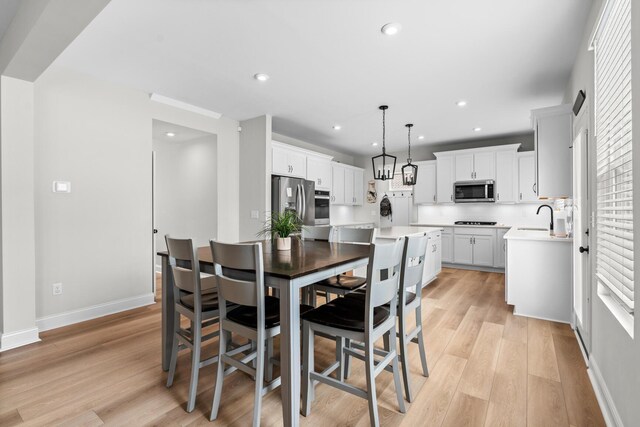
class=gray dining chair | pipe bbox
[164,236,221,413]
[311,227,374,304]
[209,240,313,427]
[301,238,406,427]
[301,225,334,241]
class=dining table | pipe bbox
[157,238,371,427]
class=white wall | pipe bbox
[153,133,217,268]
[564,0,640,425]
[32,66,240,326]
[416,203,550,228]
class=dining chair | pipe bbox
[345,233,430,401]
[301,238,406,427]
[164,236,222,413]
[209,240,313,427]
[311,227,374,304]
[301,225,334,241]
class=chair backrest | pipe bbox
[399,233,429,300]
[302,225,334,241]
[333,227,375,244]
[209,240,264,309]
[165,235,201,295]
[364,238,405,311]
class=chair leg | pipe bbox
[186,319,202,412]
[388,327,407,414]
[344,338,352,379]
[301,321,314,416]
[398,314,413,402]
[364,338,380,427]
[415,305,429,377]
[336,336,345,381]
[266,337,274,382]
[166,312,180,387]
[210,326,228,421]
[252,333,265,427]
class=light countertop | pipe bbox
[504,227,573,243]
[411,222,512,229]
[375,226,442,239]
[330,221,375,227]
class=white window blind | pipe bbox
[594,0,634,314]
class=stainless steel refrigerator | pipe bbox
[271,176,315,226]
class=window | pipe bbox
[592,0,634,336]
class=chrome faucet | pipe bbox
[536,204,554,233]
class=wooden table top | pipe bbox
[158,239,371,279]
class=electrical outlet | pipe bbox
[52,282,62,295]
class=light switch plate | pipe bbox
[250,210,259,219]
[52,181,71,193]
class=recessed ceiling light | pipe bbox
[333,125,342,130]
[473,127,482,132]
[457,100,467,107]
[381,23,402,36]
[166,132,176,137]
[253,73,270,82]
[371,142,378,146]
[418,135,425,140]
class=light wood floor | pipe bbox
[0,268,605,426]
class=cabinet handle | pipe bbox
[433,195,436,202]
[470,237,473,244]
[520,192,522,200]
[497,193,500,201]
[533,183,536,193]
[450,194,453,201]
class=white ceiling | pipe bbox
[53,0,592,155]
[152,119,213,143]
[0,0,19,44]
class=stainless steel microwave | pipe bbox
[454,180,495,203]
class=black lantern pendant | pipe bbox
[402,123,418,185]
[371,105,397,181]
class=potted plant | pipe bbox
[257,210,304,251]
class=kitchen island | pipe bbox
[504,227,573,323]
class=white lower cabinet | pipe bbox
[453,235,474,265]
[472,235,495,266]
[422,231,442,286]
[494,229,508,268]
[441,228,453,263]
[453,227,495,267]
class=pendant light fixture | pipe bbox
[401,123,418,185]
[371,105,397,181]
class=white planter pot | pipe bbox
[276,237,291,251]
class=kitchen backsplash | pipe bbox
[416,203,553,228]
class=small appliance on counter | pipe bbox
[454,221,497,226]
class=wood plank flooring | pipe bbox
[0,268,605,426]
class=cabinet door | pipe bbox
[441,232,453,263]
[432,233,442,275]
[494,229,507,268]
[344,168,355,205]
[307,156,332,190]
[535,111,572,198]
[473,151,496,180]
[518,153,537,202]
[472,235,495,266]
[455,153,474,181]
[331,165,345,205]
[422,235,435,286]
[436,156,455,203]
[414,161,437,204]
[353,168,364,205]
[287,149,307,178]
[272,145,291,176]
[495,151,516,203]
[453,235,474,265]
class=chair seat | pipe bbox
[180,292,220,311]
[227,295,314,329]
[301,297,390,332]
[314,274,367,291]
[345,289,417,307]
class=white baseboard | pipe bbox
[0,327,40,352]
[36,293,156,332]
[588,356,623,427]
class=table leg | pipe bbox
[161,256,174,371]
[280,279,301,427]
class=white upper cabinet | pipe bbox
[353,168,364,205]
[532,104,572,198]
[436,155,455,203]
[331,164,345,205]
[414,160,437,204]
[344,167,355,205]
[331,162,364,206]
[307,155,332,190]
[272,142,307,178]
[518,152,538,202]
[455,151,495,181]
[495,150,517,203]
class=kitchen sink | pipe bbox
[517,227,549,231]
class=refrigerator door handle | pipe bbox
[301,184,306,219]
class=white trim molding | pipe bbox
[0,327,40,352]
[36,293,155,332]
[588,356,624,427]
[150,93,222,119]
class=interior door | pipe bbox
[573,129,591,353]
